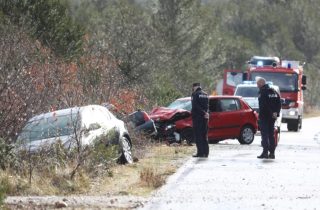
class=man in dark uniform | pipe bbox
[256,77,281,159]
[191,83,209,158]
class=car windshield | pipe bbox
[167,99,192,111]
[235,87,259,97]
[251,72,298,92]
[19,113,80,142]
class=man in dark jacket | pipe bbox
[191,83,209,158]
[256,77,281,159]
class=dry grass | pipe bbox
[139,167,166,189]
[0,138,194,199]
[0,168,91,196]
[87,143,194,196]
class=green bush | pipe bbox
[0,138,16,170]
[85,130,120,171]
[0,176,9,206]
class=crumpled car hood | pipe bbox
[149,107,190,121]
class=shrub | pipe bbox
[140,167,165,189]
[82,130,120,176]
[0,138,16,170]
[0,185,6,206]
[0,176,9,206]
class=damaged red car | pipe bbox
[149,96,258,144]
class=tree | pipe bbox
[0,0,84,59]
[151,0,210,97]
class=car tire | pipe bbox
[274,126,280,146]
[180,128,194,144]
[238,125,254,144]
[299,118,302,129]
[287,119,300,132]
[118,136,133,164]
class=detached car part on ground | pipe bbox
[149,96,258,145]
[16,105,133,164]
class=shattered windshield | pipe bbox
[167,99,192,111]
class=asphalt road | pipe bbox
[140,117,320,210]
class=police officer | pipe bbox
[256,77,281,159]
[191,82,209,158]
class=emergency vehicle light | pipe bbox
[281,60,300,68]
[242,81,256,84]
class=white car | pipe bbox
[16,105,133,164]
[234,82,282,130]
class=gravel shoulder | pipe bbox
[5,195,147,209]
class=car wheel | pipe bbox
[118,136,133,164]
[180,128,194,144]
[299,118,302,129]
[238,125,254,144]
[274,126,280,146]
[287,119,300,132]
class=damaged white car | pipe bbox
[16,105,133,164]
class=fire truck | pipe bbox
[221,56,307,132]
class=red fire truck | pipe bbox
[222,56,307,132]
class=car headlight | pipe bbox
[165,124,175,131]
[289,110,297,116]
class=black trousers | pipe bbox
[259,118,276,153]
[192,117,209,156]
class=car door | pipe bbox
[98,106,121,144]
[81,107,105,145]
[208,98,242,140]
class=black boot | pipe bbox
[192,153,200,157]
[257,151,268,159]
[268,152,275,159]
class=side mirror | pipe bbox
[83,123,101,135]
[301,86,307,91]
[88,123,101,131]
[302,75,307,85]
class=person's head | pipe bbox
[255,77,266,89]
[192,82,201,92]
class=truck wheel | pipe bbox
[238,125,254,144]
[287,120,300,132]
[181,128,194,145]
[299,118,302,129]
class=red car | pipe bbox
[149,96,258,144]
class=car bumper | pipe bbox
[282,108,300,120]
